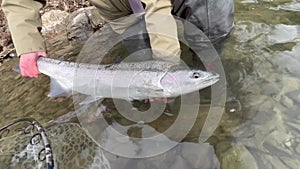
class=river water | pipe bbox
[0,0,300,168]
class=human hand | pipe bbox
[20,51,47,78]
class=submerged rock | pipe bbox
[43,7,106,60]
[180,142,220,169]
[105,141,220,169]
[65,7,105,43]
[0,122,221,169]
[221,145,258,169]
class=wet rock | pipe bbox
[272,46,300,77]
[252,109,276,124]
[102,152,130,169]
[286,90,300,104]
[272,1,300,12]
[0,7,12,57]
[296,144,300,154]
[225,97,242,114]
[0,44,15,61]
[66,7,105,43]
[41,10,69,35]
[215,141,234,158]
[169,155,190,169]
[221,145,258,169]
[180,142,220,169]
[243,94,268,109]
[43,7,106,60]
[249,149,300,169]
[103,141,220,169]
[267,24,299,45]
[267,42,297,51]
[233,22,300,49]
[42,0,90,13]
[283,136,300,155]
[280,95,294,108]
[260,82,281,97]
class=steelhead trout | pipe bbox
[37,57,219,100]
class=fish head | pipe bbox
[160,67,219,97]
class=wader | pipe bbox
[113,0,234,61]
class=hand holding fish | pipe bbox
[20,51,47,78]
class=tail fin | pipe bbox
[12,65,21,73]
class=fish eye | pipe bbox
[192,72,201,79]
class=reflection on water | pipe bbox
[219,0,300,167]
[1,0,300,168]
[223,22,300,168]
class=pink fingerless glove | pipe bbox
[20,51,47,78]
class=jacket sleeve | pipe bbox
[1,0,46,56]
[141,0,181,63]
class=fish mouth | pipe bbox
[200,72,220,87]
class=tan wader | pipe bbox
[2,0,233,62]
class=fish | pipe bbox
[36,57,219,100]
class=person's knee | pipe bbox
[89,0,132,21]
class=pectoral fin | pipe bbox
[48,78,71,98]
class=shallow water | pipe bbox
[1,0,300,168]
[219,0,300,168]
